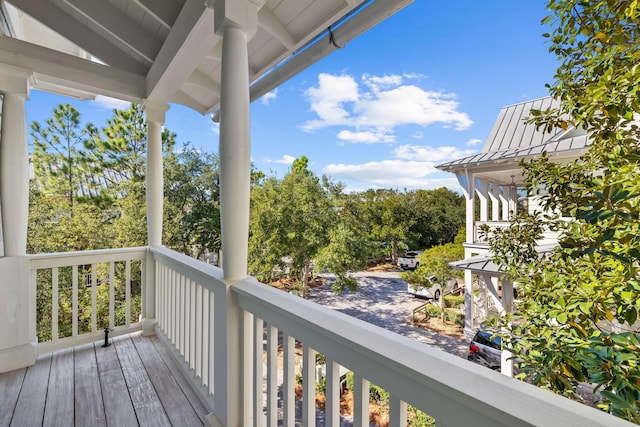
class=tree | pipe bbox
[406,188,465,249]
[360,189,415,264]
[401,241,464,322]
[30,103,93,208]
[488,1,640,421]
[249,157,334,296]
[315,185,372,294]
[163,143,221,260]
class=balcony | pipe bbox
[0,246,631,426]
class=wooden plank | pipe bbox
[114,335,171,427]
[95,336,138,426]
[131,334,203,426]
[0,367,26,427]
[11,353,52,426]
[43,348,74,427]
[74,343,106,427]
[150,335,210,420]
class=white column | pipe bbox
[457,171,475,243]
[500,279,514,377]
[142,101,168,336]
[489,182,500,221]
[0,68,35,372]
[215,1,255,282]
[208,2,257,427]
[1,77,29,256]
[144,102,168,247]
[500,186,510,221]
[476,179,488,222]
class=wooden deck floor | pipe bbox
[0,333,209,427]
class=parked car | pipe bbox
[406,275,458,300]
[398,250,423,270]
[467,328,501,370]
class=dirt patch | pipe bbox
[268,275,325,292]
[413,317,466,340]
[366,263,403,272]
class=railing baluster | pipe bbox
[207,288,214,394]
[72,265,78,338]
[91,264,97,333]
[180,274,185,356]
[195,284,202,377]
[325,358,340,426]
[253,316,265,427]
[243,311,255,426]
[189,278,195,367]
[302,344,316,427]
[353,373,369,427]
[266,324,278,427]
[282,334,295,427]
[109,261,115,329]
[125,260,131,327]
[52,267,58,342]
[202,287,209,388]
[390,394,407,427]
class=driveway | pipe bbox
[307,270,468,358]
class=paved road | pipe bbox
[307,270,469,358]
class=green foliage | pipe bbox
[163,144,221,259]
[444,295,464,308]
[401,242,464,286]
[407,406,436,427]
[30,103,93,207]
[486,1,640,421]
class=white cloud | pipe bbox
[301,73,472,141]
[466,138,483,146]
[393,144,476,162]
[302,74,359,131]
[324,160,460,191]
[91,95,131,110]
[261,89,278,105]
[263,154,296,165]
[337,129,395,144]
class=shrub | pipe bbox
[444,295,464,308]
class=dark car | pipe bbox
[468,329,501,370]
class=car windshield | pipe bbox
[475,331,501,349]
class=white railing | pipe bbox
[150,246,630,427]
[473,221,511,243]
[29,247,146,354]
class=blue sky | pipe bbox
[26,1,558,193]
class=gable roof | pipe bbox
[437,97,589,171]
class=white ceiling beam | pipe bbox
[134,0,183,30]
[63,0,161,63]
[186,69,221,93]
[7,0,148,75]
[146,0,218,103]
[0,37,145,102]
[258,7,296,50]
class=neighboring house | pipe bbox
[437,97,590,339]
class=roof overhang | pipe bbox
[1,0,414,114]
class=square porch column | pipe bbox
[0,68,35,372]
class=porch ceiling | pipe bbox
[1,0,412,113]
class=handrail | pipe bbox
[233,276,631,427]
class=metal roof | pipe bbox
[1,0,412,114]
[437,97,589,171]
[450,243,558,275]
